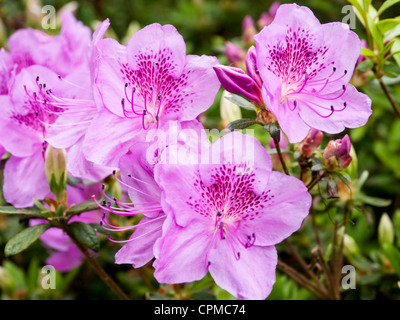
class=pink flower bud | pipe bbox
[299,128,324,157]
[213,65,263,105]
[323,134,352,170]
[224,41,245,68]
[242,15,257,46]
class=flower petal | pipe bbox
[240,171,311,246]
[83,108,142,168]
[3,153,50,208]
[115,216,164,268]
[153,216,210,284]
[208,241,277,300]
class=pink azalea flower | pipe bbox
[253,3,372,143]
[7,12,91,76]
[30,185,103,272]
[94,120,208,268]
[0,61,110,207]
[84,23,220,168]
[152,131,312,300]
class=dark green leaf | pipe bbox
[5,224,51,257]
[0,206,49,218]
[68,222,100,252]
[226,119,259,131]
[66,200,101,216]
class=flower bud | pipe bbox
[245,46,263,89]
[343,234,361,258]
[322,135,352,171]
[224,41,245,68]
[220,90,242,128]
[45,145,68,200]
[257,1,280,29]
[378,213,395,246]
[213,65,263,105]
[298,128,324,157]
[242,15,257,46]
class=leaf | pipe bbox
[68,222,100,252]
[376,0,400,17]
[224,93,255,111]
[377,18,400,36]
[5,224,51,257]
[358,193,392,207]
[382,243,400,277]
[66,200,101,216]
[361,47,376,57]
[226,119,259,131]
[311,164,325,171]
[356,59,374,71]
[0,206,49,218]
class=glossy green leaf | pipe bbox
[5,224,51,257]
[68,222,99,252]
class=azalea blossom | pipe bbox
[83,22,220,168]
[152,131,312,300]
[7,12,91,76]
[94,120,208,268]
[253,3,372,143]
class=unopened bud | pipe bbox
[298,128,324,157]
[323,135,352,171]
[378,213,394,246]
[257,1,280,29]
[343,234,361,258]
[45,145,68,200]
[242,15,257,46]
[224,41,245,68]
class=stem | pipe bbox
[277,260,328,300]
[62,224,130,300]
[307,171,326,191]
[377,77,400,118]
[310,206,336,298]
[273,136,289,175]
[284,239,330,298]
[331,219,341,300]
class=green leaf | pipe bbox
[377,18,400,36]
[226,119,259,131]
[5,224,51,257]
[224,93,255,111]
[356,59,374,71]
[0,206,49,218]
[358,193,392,207]
[311,164,325,171]
[376,0,400,17]
[382,243,400,277]
[361,47,376,57]
[66,200,101,216]
[68,222,99,252]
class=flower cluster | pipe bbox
[0,3,373,300]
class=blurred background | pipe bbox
[1,0,399,300]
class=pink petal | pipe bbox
[3,153,50,208]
